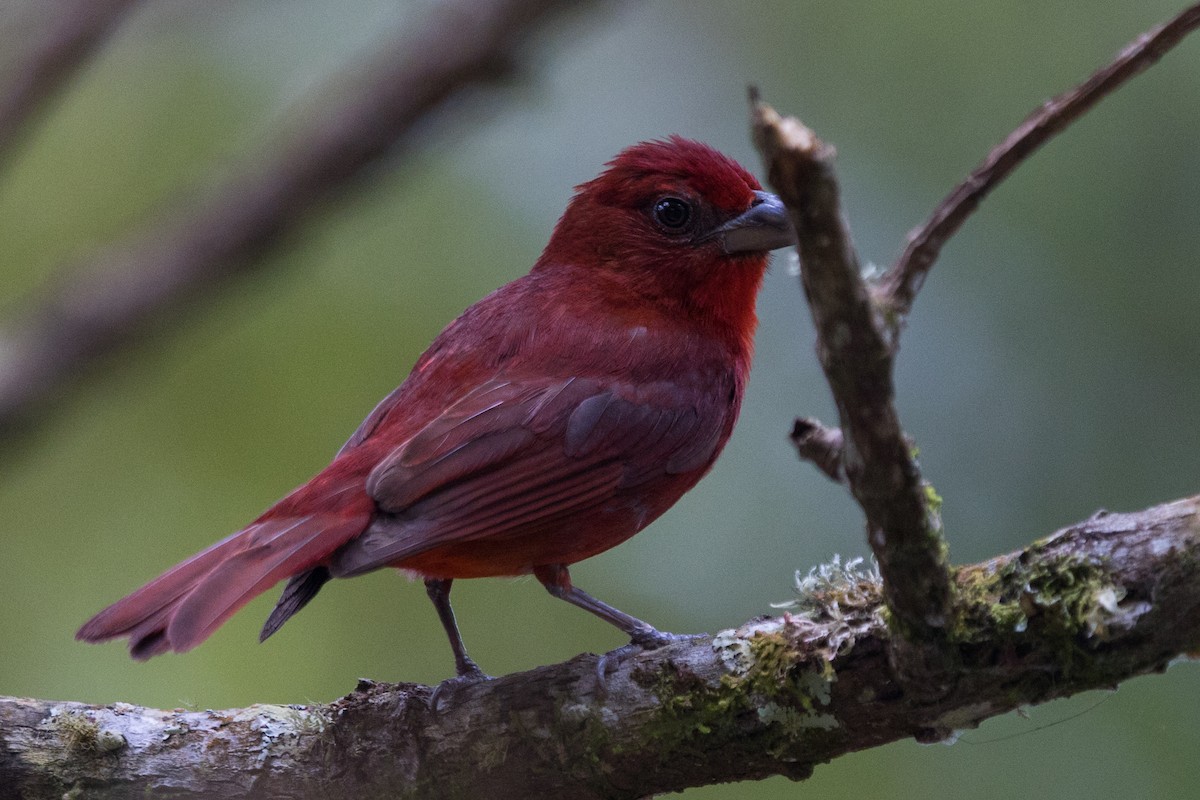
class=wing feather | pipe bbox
[330,375,729,578]
[164,514,366,652]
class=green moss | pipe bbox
[951,550,1148,681]
[954,563,1027,635]
[923,482,944,519]
[634,660,741,745]
[633,622,839,763]
[549,701,612,771]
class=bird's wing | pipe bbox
[329,375,727,576]
[335,382,409,457]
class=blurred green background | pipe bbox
[1,1,1198,796]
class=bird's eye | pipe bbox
[652,197,692,230]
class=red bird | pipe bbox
[77,137,796,679]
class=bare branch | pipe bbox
[4,495,1198,798]
[0,0,141,166]
[751,92,954,645]
[880,2,1200,319]
[0,0,598,443]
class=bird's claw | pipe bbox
[595,630,707,691]
[428,667,493,712]
[630,628,704,649]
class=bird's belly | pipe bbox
[392,494,669,579]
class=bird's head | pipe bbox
[536,137,795,350]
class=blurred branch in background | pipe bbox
[0,0,141,167]
[0,0,602,446]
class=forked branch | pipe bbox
[753,3,1200,662]
[751,96,954,648]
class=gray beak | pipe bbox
[714,190,797,254]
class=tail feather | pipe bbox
[76,529,248,645]
[166,516,363,651]
[77,511,369,659]
[260,567,332,642]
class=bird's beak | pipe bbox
[714,191,797,254]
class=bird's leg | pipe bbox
[534,564,685,648]
[424,578,486,679]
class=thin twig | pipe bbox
[750,92,954,644]
[0,0,141,166]
[0,0,597,443]
[790,416,845,483]
[880,2,1200,320]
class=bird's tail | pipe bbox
[77,505,370,660]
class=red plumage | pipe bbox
[77,137,796,675]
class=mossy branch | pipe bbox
[3,496,1198,799]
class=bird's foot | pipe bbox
[428,664,493,712]
[595,630,707,690]
[630,628,705,650]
